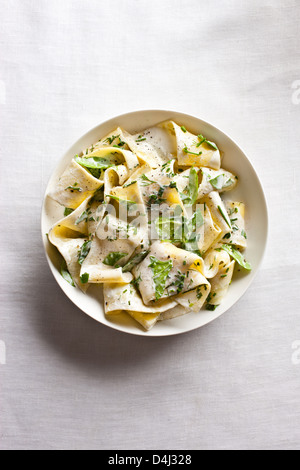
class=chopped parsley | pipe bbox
[80,273,89,284]
[169,271,186,294]
[196,287,203,300]
[206,304,219,311]
[228,207,239,216]
[147,185,166,207]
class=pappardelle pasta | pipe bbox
[48,121,251,330]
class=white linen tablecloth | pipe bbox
[0,0,299,450]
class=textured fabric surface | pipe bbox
[0,0,299,450]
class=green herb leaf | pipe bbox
[107,194,137,210]
[181,126,187,133]
[75,211,89,225]
[197,134,218,151]
[149,256,173,300]
[122,250,150,273]
[223,233,231,240]
[206,304,219,311]
[208,174,234,191]
[169,271,186,294]
[140,174,156,186]
[75,155,116,170]
[88,168,102,179]
[123,180,137,188]
[104,134,120,145]
[92,186,104,203]
[183,146,202,156]
[65,183,82,192]
[241,230,247,239]
[61,261,75,287]
[196,286,203,300]
[218,205,232,229]
[64,207,74,217]
[209,174,228,190]
[103,252,128,267]
[130,275,142,289]
[78,241,92,265]
[221,244,252,271]
[80,273,89,284]
[180,168,199,206]
[147,186,166,207]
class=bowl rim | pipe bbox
[41,108,269,337]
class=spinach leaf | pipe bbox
[78,241,92,265]
[122,250,150,273]
[92,186,104,202]
[61,261,75,287]
[75,155,116,170]
[64,207,74,217]
[103,252,128,267]
[209,174,225,190]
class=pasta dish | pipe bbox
[48,121,251,330]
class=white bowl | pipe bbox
[41,110,268,337]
